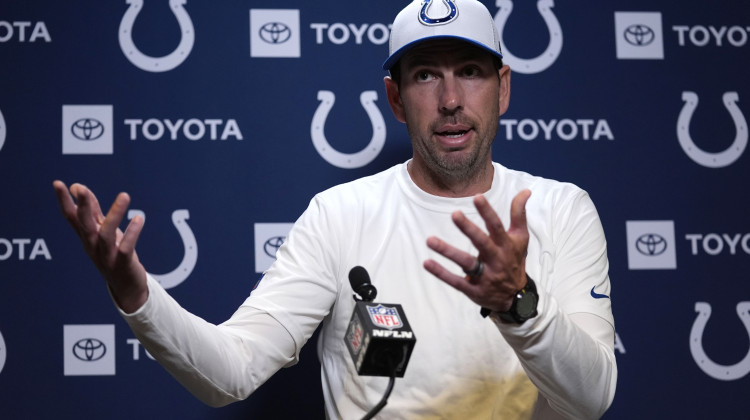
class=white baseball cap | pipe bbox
[383,0,503,70]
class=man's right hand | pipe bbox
[53,180,149,313]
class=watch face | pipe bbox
[516,293,539,318]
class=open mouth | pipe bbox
[438,130,469,138]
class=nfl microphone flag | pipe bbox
[345,301,417,377]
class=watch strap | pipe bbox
[480,274,538,325]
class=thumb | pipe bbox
[509,189,531,236]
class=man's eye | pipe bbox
[463,67,480,77]
[416,71,433,81]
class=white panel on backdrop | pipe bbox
[626,220,677,270]
[250,9,301,58]
[614,11,664,59]
[254,223,293,273]
[61,105,113,155]
[63,324,115,376]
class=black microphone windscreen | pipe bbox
[348,265,370,289]
[349,265,377,302]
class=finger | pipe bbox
[86,186,106,225]
[70,184,105,235]
[119,214,144,255]
[450,209,498,259]
[508,189,531,237]
[53,180,78,223]
[426,236,478,273]
[99,192,131,246]
[423,258,476,296]
[464,260,484,285]
[473,194,508,243]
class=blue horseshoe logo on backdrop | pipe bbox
[690,301,750,381]
[0,107,5,152]
[311,91,386,169]
[128,209,198,289]
[419,0,458,25]
[119,0,195,72]
[677,91,748,168]
[0,329,6,375]
[494,0,563,74]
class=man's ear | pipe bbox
[384,76,406,123]
[498,65,511,116]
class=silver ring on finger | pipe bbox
[464,259,484,279]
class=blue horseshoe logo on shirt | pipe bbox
[690,301,750,381]
[119,0,195,72]
[494,0,563,74]
[311,90,386,169]
[419,0,459,25]
[677,91,748,168]
[127,209,198,289]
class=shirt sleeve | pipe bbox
[494,187,617,419]
[493,299,617,419]
[116,193,341,408]
[119,275,297,407]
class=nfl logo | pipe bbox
[367,304,402,330]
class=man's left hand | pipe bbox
[423,190,531,313]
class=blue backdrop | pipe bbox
[1,0,748,418]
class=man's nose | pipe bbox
[439,76,463,114]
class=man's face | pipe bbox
[386,39,509,184]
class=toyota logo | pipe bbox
[263,236,286,258]
[72,338,107,362]
[635,233,668,256]
[259,22,292,44]
[624,24,656,46]
[71,118,105,141]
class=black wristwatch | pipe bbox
[480,275,539,325]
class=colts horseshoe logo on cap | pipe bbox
[311,90,386,169]
[494,0,562,74]
[128,209,198,289]
[419,0,459,25]
[119,0,195,72]
[677,91,748,168]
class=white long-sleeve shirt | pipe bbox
[121,161,617,419]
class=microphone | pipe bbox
[349,265,378,302]
[344,266,417,377]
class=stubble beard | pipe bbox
[409,118,497,186]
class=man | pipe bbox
[53,0,616,418]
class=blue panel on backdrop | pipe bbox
[0,0,748,418]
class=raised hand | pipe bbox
[423,190,531,313]
[53,181,149,313]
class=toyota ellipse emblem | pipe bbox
[635,233,668,256]
[71,118,105,141]
[72,338,107,362]
[259,22,291,44]
[624,24,655,46]
[264,236,286,258]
